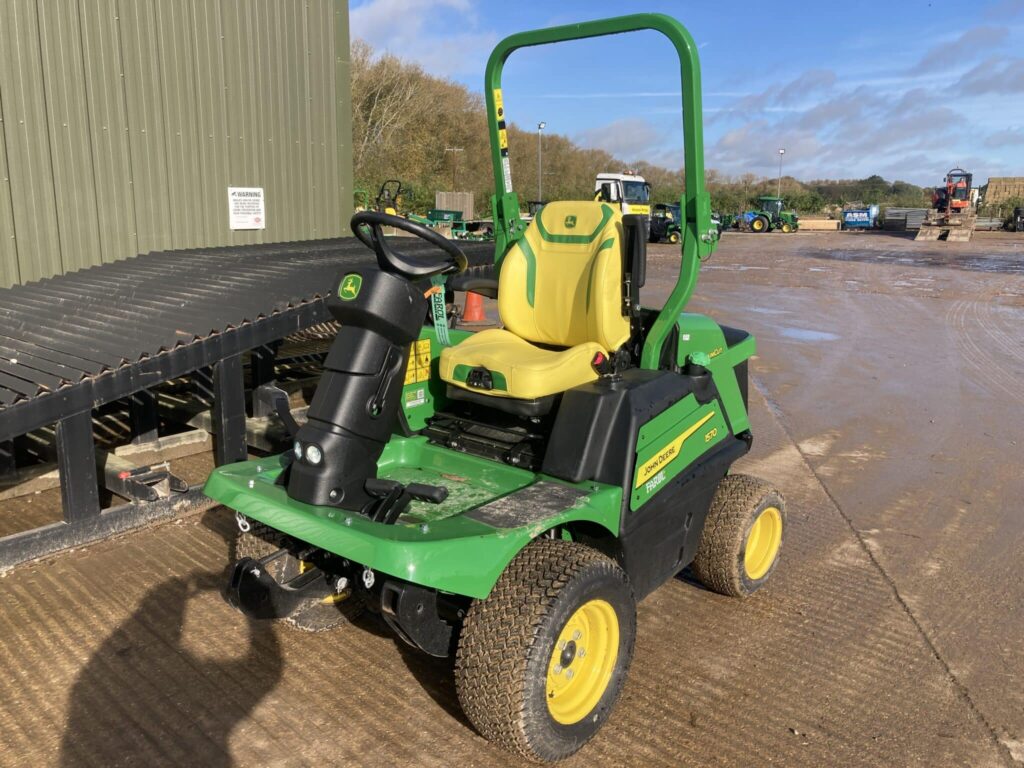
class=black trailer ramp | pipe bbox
[0,237,493,568]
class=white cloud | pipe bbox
[575,117,665,162]
[909,25,1009,73]
[349,0,498,78]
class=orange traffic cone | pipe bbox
[462,291,487,324]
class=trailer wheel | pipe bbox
[668,230,681,244]
[751,215,769,233]
[235,520,362,631]
[455,539,636,762]
[692,474,785,597]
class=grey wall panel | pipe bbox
[118,0,173,255]
[0,0,353,287]
[0,76,20,286]
[78,0,138,264]
[0,0,63,282]
[37,2,103,273]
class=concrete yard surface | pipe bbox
[1,230,1022,767]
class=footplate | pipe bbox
[223,552,333,620]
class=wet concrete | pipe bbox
[1,230,1022,766]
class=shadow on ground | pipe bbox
[58,517,284,768]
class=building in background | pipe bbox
[0,0,353,287]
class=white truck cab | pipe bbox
[595,172,651,216]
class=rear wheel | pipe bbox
[692,474,785,597]
[455,539,636,762]
[751,215,769,233]
[235,520,362,631]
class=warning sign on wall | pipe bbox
[228,187,266,230]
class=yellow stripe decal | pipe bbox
[635,411,715,488]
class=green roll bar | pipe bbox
[484,13,719,369]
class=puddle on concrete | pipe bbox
[778,326,840,342]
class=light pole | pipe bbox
[777,148,785,198]
[444,146,463,191]
[537,122,546,201]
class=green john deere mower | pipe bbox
[205,14,785,762]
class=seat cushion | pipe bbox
[498,202,630,352]
[439,328,603,401]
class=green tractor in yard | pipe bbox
[205,13,785,763]
[741,194,799,233]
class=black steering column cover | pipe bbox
[287,269,427,511]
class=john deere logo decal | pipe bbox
[339,273,362,300]
[635,411,716,488]
[564,215,577,228]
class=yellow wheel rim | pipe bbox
[546,599,619,725]
[744,507,783,580]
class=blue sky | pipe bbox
[350,0,1024,186]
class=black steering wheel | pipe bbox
[351,211,468,279]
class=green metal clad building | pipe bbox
[0,0,354,288]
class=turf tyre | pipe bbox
[455,539,636,762]
[235,520,362,631]
[692,474,785,597]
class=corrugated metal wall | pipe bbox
[0,0,353,287]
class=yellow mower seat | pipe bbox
[440,201,630,401]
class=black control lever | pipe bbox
[368,347,405,418]
[363,478,449,525]
[255,384,300,437]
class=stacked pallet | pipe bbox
[982,177,1024,205]
[882,208,929,231]
[797,219,841,231]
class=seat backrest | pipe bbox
[498,201,630,351]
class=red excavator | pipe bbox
[916,167,976,242]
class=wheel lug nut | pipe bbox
[572,630,581,641]
[553,664,562,674]
[558,641,566,650]
[578,648,586,658]
[565,669,574,680]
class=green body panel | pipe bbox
[630,396,728,510]
[674,313,754,435]
[482,14,717,370]
[203,437,621,599]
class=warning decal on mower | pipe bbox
[494,89,513,192]
[404,338,432,386]
[635,411,715,488]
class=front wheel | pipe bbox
[455,539,636,762]
[667,230,681,244]
[781,222,793,233]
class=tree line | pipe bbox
[350,42,932,217]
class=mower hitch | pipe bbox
[223,552,333,620]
